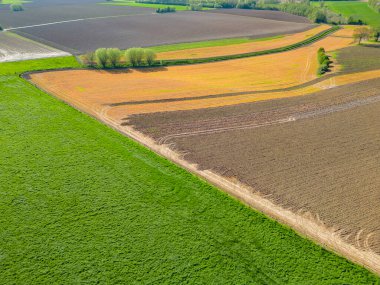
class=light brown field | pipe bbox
[157,25,330,60]
[29,28,355,119]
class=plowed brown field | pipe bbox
[127,78,380,256]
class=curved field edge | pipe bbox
[158,25,339,65]
[155,25,329,60]
[0,57,378,283]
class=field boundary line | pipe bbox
[26,75,380,276]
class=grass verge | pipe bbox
[159,25,339,66]
[149,35,284,53]
[0,56,379,283]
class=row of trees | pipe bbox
[80,48,157,69]
[317,47,331,75]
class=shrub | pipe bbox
[156,7,176,13]
[95,48,108,68]
[126,48,145,67]
[0,26,3,31]
[80,52,96,67]
[144,49,157,66]
[10,4,24,11]
[107,48,122,68]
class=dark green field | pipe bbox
[0,57,379,283]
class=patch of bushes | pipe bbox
[347,16,365,25]
[10,3,24,11]
[317,47,331,75]
[80,47,157,69]
[156,6,176,12]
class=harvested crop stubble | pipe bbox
[157,25,330,60]
[29,28,355,117]
[127,78,380,255]
[29,67,380,119]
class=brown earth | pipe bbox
[204,8,311,23]
[9,10,314,54]
[128,77,380,254]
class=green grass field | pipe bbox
[0,57,379,283]
[148,35,284,53]
[312,1,380,26]
[100,0,191,10]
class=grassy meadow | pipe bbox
[0,57,379,283]
[312,1,380,26]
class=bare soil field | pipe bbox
[158,24,329,60]
[0,2,153,28]
[9,11,314,54]
[127,78,380,255]
[0,32,69,62]
[205,8,311,23]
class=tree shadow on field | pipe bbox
[101,68,133,74]
[134,66,168,73]
[101,66,168,74]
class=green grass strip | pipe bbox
[148,35,284,53]
[0,56,379,283]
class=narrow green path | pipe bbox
[0,57,379,283]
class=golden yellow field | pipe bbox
[157,25,331,60]
[29,27,357,119]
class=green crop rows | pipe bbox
[0,57,379,283]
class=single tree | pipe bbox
[80,52,96,67]
[107,48,122,68]
[126,48,138,67]
[370,25,380,42]
[95,48,108,68]
[353,27,371,44]
[144,49,157,66]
